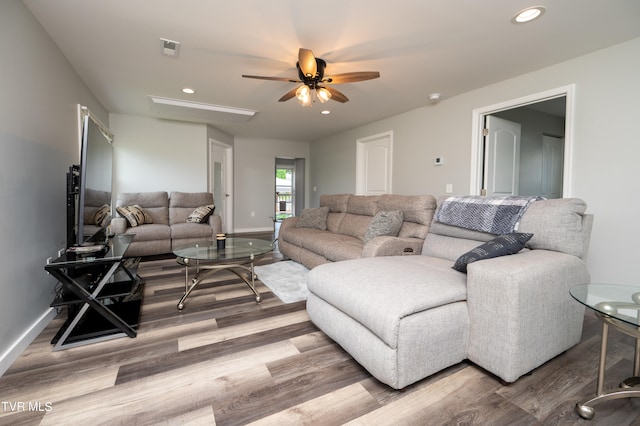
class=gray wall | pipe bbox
[233,137,310,232]
[108,116,310,233]
[0,2,108,372]
[109,114,210,195]
[310,37,640,285]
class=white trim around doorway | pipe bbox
[469,84,576,197]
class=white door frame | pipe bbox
[208,138,233,233]
[470,84,575,197]
[356,131,393,195]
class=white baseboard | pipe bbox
[233,227,274,234]
[0,308,56,376]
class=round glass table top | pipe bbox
[173,237,273,262]
[570,284,640,327]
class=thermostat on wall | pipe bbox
[434,157,444,166]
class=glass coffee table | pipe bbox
[570,283,640,419]
[173,237,274,310]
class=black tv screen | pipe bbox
[73,108,113,246]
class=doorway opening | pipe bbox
[470,85,575,198]
[275,158,305,221]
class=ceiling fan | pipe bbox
[242,48,380,106]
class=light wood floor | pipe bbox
[2,238,640,425]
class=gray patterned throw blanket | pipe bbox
[435,195,541,234]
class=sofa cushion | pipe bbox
[169,192,214,224]
[186,204,215,223]
[379,194,436,239]
[430,197,589,258]
[117,191,169,225]
[296,206,330,230]
[518,198,588,258]
[308,255,467,348]
[171,222,216,240]
[347,195,379,216]
[320,194,351,213]
[116,205,154,227]
[422,233,489,261]
[323,240,365,262]
[452,233,533,273]
[302,232,356,255]
[337,214,372,240]
[363,210,404,243]
[326,212,347,234]
[122,223,171,242]
[282,227,326,247]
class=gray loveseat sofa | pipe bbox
[278,193,437,269]
[306,197,593,389]
[111,191,221,257]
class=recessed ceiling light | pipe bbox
[512,6,546,23]
[182,88,195,94]
[321,110,331,115]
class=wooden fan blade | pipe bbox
[242,74,300,83]
[324,86,349,103]
[278,87,298,102]
[324,71,380,84]
[298,48,317,78]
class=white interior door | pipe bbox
[209,139,233,233]
[541,135,564,199]
[356,131,393,195]
[484,116,521,196]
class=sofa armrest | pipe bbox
[110,217,128,234]
[278,217,300,241]
[362,236,424,257]
[208,214,222,234]
[466,249,590,383]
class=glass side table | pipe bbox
[570,284,640,419]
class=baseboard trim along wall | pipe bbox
[233,227,274,234]
[0,308,57,376]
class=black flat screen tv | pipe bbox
[67,106,114,247]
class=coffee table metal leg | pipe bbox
[177,262,261,310]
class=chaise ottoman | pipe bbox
[306,255,470,389]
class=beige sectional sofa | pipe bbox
[306,196,594,389]
[278,193,436,269]
[111,191,221,257]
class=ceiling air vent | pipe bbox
[160,38,180,58]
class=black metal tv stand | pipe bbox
[45,232,144,350]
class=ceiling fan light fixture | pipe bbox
[512,6,545,23]
[317,87,331,103]
[296,85,313,106]
[296,85,310,100]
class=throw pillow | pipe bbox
[92,204,111,227]
[363,210,404,243]
[296,206,330,230]
[452,232,533,273]
[116,205,154,227]
[186,204,215,223]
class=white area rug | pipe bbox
[254,261,309,303]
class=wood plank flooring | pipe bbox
[2,237,640,425]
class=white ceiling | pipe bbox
[23,0,640,142]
